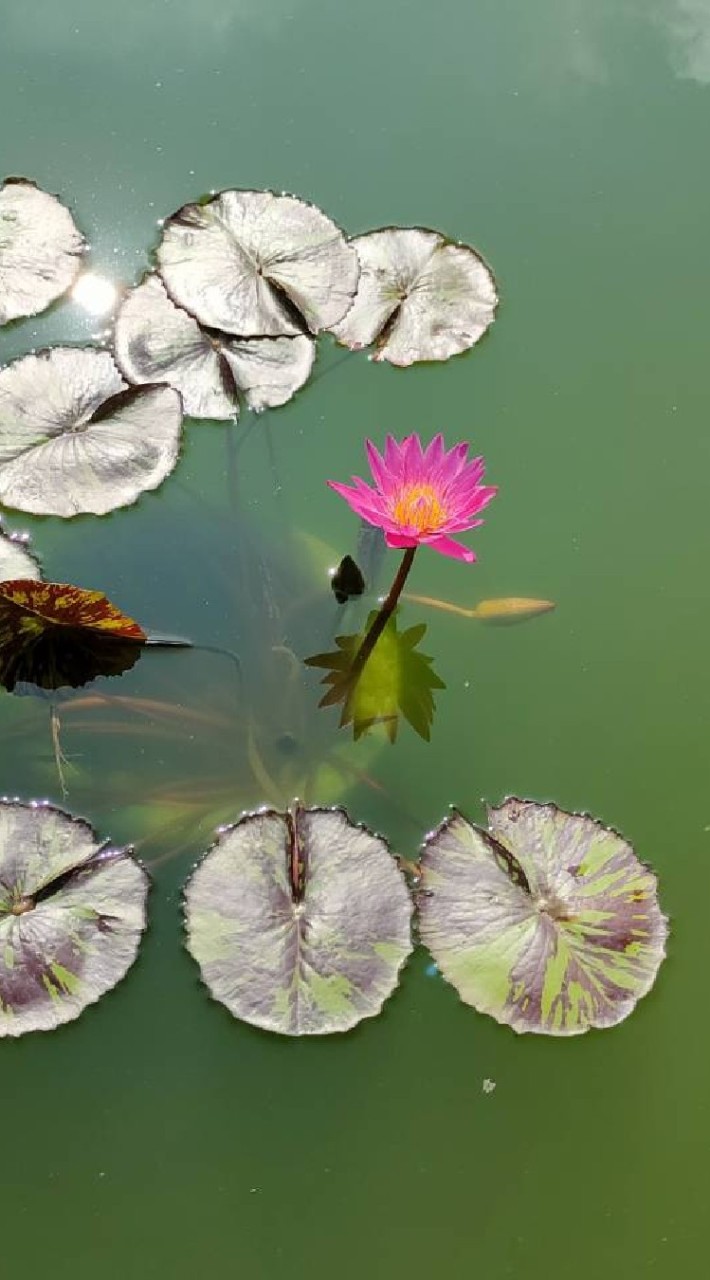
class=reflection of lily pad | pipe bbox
[418,799,667,1036]
[0,580,146,691]
[330,227,498,366]
[0,178,86,325]
[157,189,359,337]
[0,526,41,582]
[184,805,413,1036]
[113,274,315,420]
[0,801,149,1037]
[0,347,183,516]
[306,611,445,742]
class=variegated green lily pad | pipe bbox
[157,189,359,338]
[113,274,315,420]
[330,226,498,366]
[184,805,413,1036]
[418,799,667,1036]
[0,178,86,325]
[0,525,41,582]
[0,347,183,516]
[0,801,149,1036]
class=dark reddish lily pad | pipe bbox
[0,580,146,691]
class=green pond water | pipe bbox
[1,0,708,1274]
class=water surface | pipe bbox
[1,2,708,1275]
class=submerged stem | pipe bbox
[50,702,70,800]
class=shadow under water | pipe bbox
[0,454,390,865]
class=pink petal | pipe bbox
[365,439,393,494]
[445,456,486,494]
[384,529,419,549]
[327,479,360,502]
[351,476,381,499]
[375,515,417,535]
[352,499,394,525]
[384,434,404,473]
[423,433,446,471]
[440,516,485,533]
[423,534,477,562]
[446,441,471,480]
[402,434,425,482]
[448,486,498,520]
[327,480,388,524]
[423,442,472,494]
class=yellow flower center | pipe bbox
[392,484,447,534]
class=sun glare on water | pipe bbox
[71,272,118,316]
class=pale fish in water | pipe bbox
[404,592,556,625]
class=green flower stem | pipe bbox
[350,546,417,682]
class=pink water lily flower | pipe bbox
[328,433,497,562]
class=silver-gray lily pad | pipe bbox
[0,347,183,516]
[113,274,315,420]
[418,799,667,1036]
[157,189,359,338]
[0,800,149,1037]
[0,525,41,581]
[0,178,86,325]
[184,805,413,1036]
[330,226,498,366]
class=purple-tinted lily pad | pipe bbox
[113,274,315,420]
[0,347,183,516]
[418,798,667,1036]
[184,805,413,1036]
[330,226,498,366]
[156,189,359,338]
[0,801,149,1037]
[0,178,86,325]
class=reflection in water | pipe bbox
[543,0,710,88]
[306,610,445,743]
[661,0,710,82]
[4,0,304,55]
[3,501,387,864]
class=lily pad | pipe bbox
[0,347,183,516]
[0,526,41,582]
[156,189,359,338]
[0,580,146,691]
[330,227,498,366]
[113,274,315,420]
[418,799,667,1036]
[0,178,86,325]
[184,805,413,1036]
[0,800,149,1036]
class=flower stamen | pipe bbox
[391,484,447,534]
